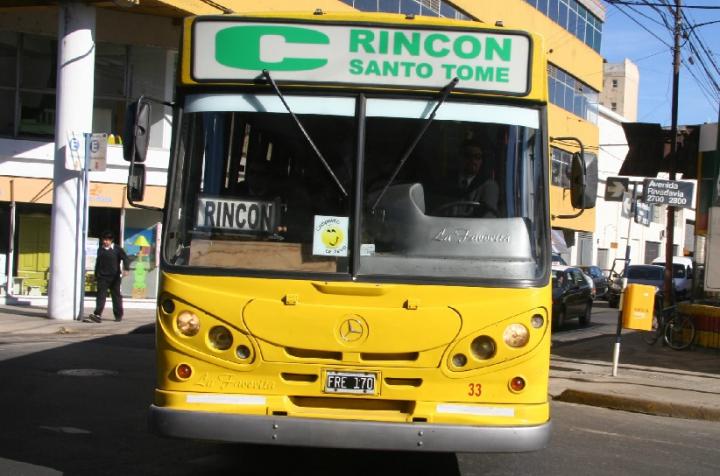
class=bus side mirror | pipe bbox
[128,163,146,202]
[123,99,151,163]
[570,152,597,209]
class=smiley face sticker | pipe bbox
[313,216,349,257]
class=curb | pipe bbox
[553,389,720,422]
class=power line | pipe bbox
[625,1,672,27]
[606,1,720,9]
[606,1,673,47]
[609,0,720,118]
[633,48,669,62]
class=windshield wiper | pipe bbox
[371,77,459,211]
[262,70,348,198]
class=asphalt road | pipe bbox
[551,299,620,345]
[1,305,719,475]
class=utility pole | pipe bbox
[663,0,681,308]
[48,2,96,320]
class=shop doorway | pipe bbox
[17,214,50,294]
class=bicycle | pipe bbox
[642,301,696,350]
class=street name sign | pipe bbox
[634,201,651,226]
[642,178,693,208]
[605,176,628,202]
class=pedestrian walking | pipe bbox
[87,231,129,323]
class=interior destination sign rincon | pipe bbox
[192,20,531,94]
[642,178,694,208]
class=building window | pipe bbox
[18,35,57,138]
[611,102,617,111]
[340,0,470,19]
[612,79,618,88]
[551,147,571,188]
[548,64,599,123]
[523,0,603,52]
[551,147,597,188]
[0,30,169,142]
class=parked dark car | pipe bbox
[551,265,593,329]
[578,265,609,299]
[552,253,567,265]
[606,264,674,308]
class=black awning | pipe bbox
[620,122,699,179]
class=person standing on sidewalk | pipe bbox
[87,231,130,323]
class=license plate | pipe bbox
[324,370,378,395]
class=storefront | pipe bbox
[0,176,164,298]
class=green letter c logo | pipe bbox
[215,25,329,71]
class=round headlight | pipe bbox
[176,311,200,337]
[208,326,233,351]
[503,323,530,348]
[470,336,496,360]
[452,353,468,368]
[161,299,175,314]
[530,314,544,329]
[235,345,251,360]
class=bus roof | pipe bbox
[180,12,547,101]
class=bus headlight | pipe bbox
[235,345,251,360]
[503,324,529,348]
[208,326,233,351]
[176,311,200,337]
[452,353,468,367]
[470,336,496,360]
[530,314,544,328]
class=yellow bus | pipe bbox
[124,11,596,452]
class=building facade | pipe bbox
[597,104,694,271]
[600,59,639,122]
[0,0,606,309]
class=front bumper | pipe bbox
[149,405,551,453]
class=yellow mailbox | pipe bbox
[622,284,656,331]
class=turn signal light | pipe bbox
[176,363,192,380]
[509,376,526,392]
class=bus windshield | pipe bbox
[165,93,547,284]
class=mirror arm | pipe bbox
[551,136,585,162]
[552,208,585,220]
[138,95,174,109]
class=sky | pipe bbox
[600,1,720,126]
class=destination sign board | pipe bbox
[195,196,279,234]
[642,179,694,208]
[191,20,531,94]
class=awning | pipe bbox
[551,229,569,254]
[620,122,700,179]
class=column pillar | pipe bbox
[48,1,96,320]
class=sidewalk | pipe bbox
[1,303,718,421]
[0,303,155,338]
[551,331,720,421]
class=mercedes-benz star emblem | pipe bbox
[339,318,365,342]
